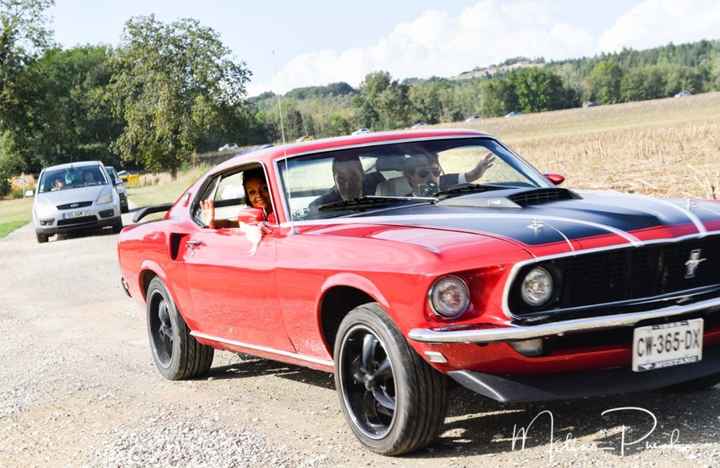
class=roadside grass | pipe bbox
[127,166,209,208]
[0,197,33,239]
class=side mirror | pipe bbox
[24,189,34,197]
[544,173,565,186]
[237,207,266,224]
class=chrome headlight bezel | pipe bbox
[428,275,471,319]
[520,266,555,307]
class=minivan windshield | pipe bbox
[278,137,549,220]
[38,165,109,193]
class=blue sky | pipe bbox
[51,0,720,96]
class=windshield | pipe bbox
[38,165,109,193]
[278,137,550,220]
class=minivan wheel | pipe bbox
[334,303,447,456]
[146,277,214,380]
[36,232,49,243]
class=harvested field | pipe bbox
[453,92,720,199]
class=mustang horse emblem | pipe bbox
[684,249,706,279]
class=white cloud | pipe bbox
[599,0,720,52]
[249,0,720,96]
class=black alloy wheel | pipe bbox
[149,292,174,367]
[334,303,448,455]
[339,326,397,439]
[145,277,214,380]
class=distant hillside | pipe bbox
[454,57,545,80]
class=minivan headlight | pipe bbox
[96,189,113,205]
[429,275,470,319]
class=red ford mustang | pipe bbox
[117,129,720,455]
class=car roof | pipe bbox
[41,161,104,172]
[213,128,491,173]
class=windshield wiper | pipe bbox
[434,183,506,199]
[318,196,436,212]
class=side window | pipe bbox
[192,164,275,228]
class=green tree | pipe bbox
[508,68,576,112]
[0,0,54,180]
[589,61,624,104]
[109,15,253,177]
[353,71,411,130]
[480,79,518,116]
[0,0,54,128]
[620,66,666,102]
[12,46,123,170]
[324,113,351,136]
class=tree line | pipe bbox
[255,39,720,142]
[2,0,719,195]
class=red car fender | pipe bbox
[318,272,391,312]
[316,272,395,344]
[137,260,179,309]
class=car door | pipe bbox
[180,168,294,352]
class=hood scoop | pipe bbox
[508,188,579,207]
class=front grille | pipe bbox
[508,188,577,206]
[57,201,92,210]
[510,235,720,316]
[57,216,97,227]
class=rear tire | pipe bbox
[36,232,49,243]
[334,303,447,456]
[146,277,214,380]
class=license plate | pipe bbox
[632,319,703,372]
[63,210,86,219]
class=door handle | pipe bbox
[186,240,203,247]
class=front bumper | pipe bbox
[35,202,120,235]
[36,214,121,235]
[449,345,720,402]
[408,296,720,344]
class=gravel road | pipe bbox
[1,219,719,467]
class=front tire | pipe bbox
[146,277,214,380]
[36,232,49,243]
[334,303,447,456]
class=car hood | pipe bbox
[301,189,720,256]
[36,185,110,206]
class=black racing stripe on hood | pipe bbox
[344,191,720,245]
[350,206,610,245]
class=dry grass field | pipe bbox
[451,92,720,199]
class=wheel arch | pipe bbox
[317,273,392,357]
[138,260,169,302]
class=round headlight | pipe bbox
[429,275,470,319]
[521,267,554,306]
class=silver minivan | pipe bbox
[32,161,122,243]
